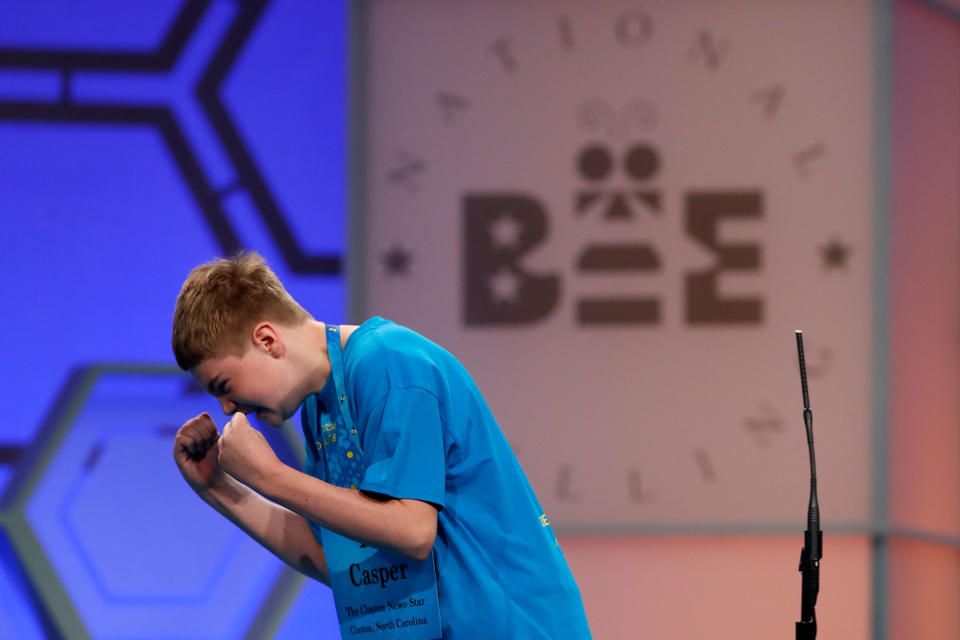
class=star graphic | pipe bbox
[820,238,851,270]
[489,213,523,249]
[381,245,412,277]
[488,268,520,303]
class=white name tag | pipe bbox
[322,528,443,639]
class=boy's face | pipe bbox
[191,343,297,429]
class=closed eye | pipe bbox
[208,379,231,396]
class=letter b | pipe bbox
[463,194,560,325]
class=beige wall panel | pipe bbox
[890,0,960,539]
[360,0,877,530]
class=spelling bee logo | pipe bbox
[463,115,764,328]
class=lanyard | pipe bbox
[316,324,365,487]
[309,323,443,639]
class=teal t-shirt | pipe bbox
[301,317,591,639]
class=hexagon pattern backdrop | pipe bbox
[0,1,347,638]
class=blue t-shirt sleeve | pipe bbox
[358,385,446,509]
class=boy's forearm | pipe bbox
[196,474,330,583]
[259,464,437,562]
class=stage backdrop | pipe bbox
[354,0,877,533]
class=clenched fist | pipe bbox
[173,412,224,493]
[217,412,283,493]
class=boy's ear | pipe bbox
[251,322,283,357]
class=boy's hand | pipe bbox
[218,412,283,493]
[173,412,224,492]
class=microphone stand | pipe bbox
[795,330,822,639]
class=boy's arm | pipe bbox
[196,472,332,584]
[266,468,438,562]
[218,412,438,562]
[174,413,329,584]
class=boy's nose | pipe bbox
[218,397,236,415]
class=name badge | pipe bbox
[321,528,443,639]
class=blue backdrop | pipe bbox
[0,1,348,637]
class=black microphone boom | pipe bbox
[795,330,822,639]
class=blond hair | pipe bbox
[172,251,311,370]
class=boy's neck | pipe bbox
[299,319,359,399]
[297,320,331,398]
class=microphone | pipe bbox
[795,330,821,639]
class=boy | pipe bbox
[172,252,592,639]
